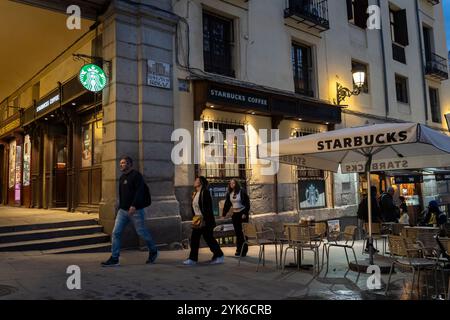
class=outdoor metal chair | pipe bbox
[385,235,436,299]
[268,221,290,269]
[324,225,361,281]
[282,224,322,276]
[433,236,450,299]
[363,223,386,255]
[416,230,440,258]
[238,223,278,272]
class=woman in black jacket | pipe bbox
[183,176,224,266]
[222,179,251,257]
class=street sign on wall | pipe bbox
[147,60,171,89]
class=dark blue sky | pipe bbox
[445,0,450,49]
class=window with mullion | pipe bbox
[395,75,409,104]
[292,43,313,97]
[429,87,441,123]
[203,12,234,77]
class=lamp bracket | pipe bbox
[335,82,362,106]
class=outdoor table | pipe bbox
[282,223,320,270]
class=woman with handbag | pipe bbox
[222,179,250,257]
[183,176,224,266]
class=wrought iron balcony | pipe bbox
[425,52,449,81]
[284,0,330,32]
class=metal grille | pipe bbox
[203,12,235,77]
[198,119,250,182]
[291,128,325,180]
[292,43,314,97]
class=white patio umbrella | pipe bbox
[258,123,450,264]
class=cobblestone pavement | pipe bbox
[0,241,444,300]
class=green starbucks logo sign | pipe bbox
[79,64,107,92]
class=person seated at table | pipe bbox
[398,196,410,225]
[357,186,381,253]
[421,200,447,227]
[380,187,400,223]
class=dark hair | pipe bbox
[120,155,133,166]
[399,196,406,202]
[197,176,209,189]
[228,178,242,194]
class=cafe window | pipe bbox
[55,137,67,169]
[93,122,103,165]
[292,43,314,97]
[81,120,102,168]
[203,11,235,77]
[199,121,248,182]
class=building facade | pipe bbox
[1,0,449,245]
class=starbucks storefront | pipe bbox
[22,70,103,212]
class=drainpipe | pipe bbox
[378,0,390,118]
[415,0,429,122]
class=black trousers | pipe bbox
[232,210,249,255]
[189,226,224,262]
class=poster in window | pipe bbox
[15,145,22,202]
[93,121,102,165]
[23,135,31,187]
[8,140,16,188]
[208,183,229,217]
[81,125,92,168]
[298,179,326,209]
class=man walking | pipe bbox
[102,156,158,267]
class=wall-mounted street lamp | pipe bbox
[335,65,366,106]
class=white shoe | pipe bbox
[210,256,224,265]
[183,259,197,266]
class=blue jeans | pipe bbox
[111,209,157,259]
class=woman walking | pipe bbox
[183,176,224,266]
[222,179,250,257]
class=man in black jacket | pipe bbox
[357,186,381,253]
[102,156,157,267]
[380,187,399,222]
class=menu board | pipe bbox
[208,183,229,217]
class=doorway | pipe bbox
[53,134,67,207]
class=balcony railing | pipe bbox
[426,52,449,81]
[284,0,330,32]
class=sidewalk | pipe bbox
[0,206,98,227]
[0,241,423,300]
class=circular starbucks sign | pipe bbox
[79,64,107,92]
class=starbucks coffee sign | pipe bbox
[79,64,107,92]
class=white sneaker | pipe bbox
[183,259,197,266]
[210,256,225,265]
